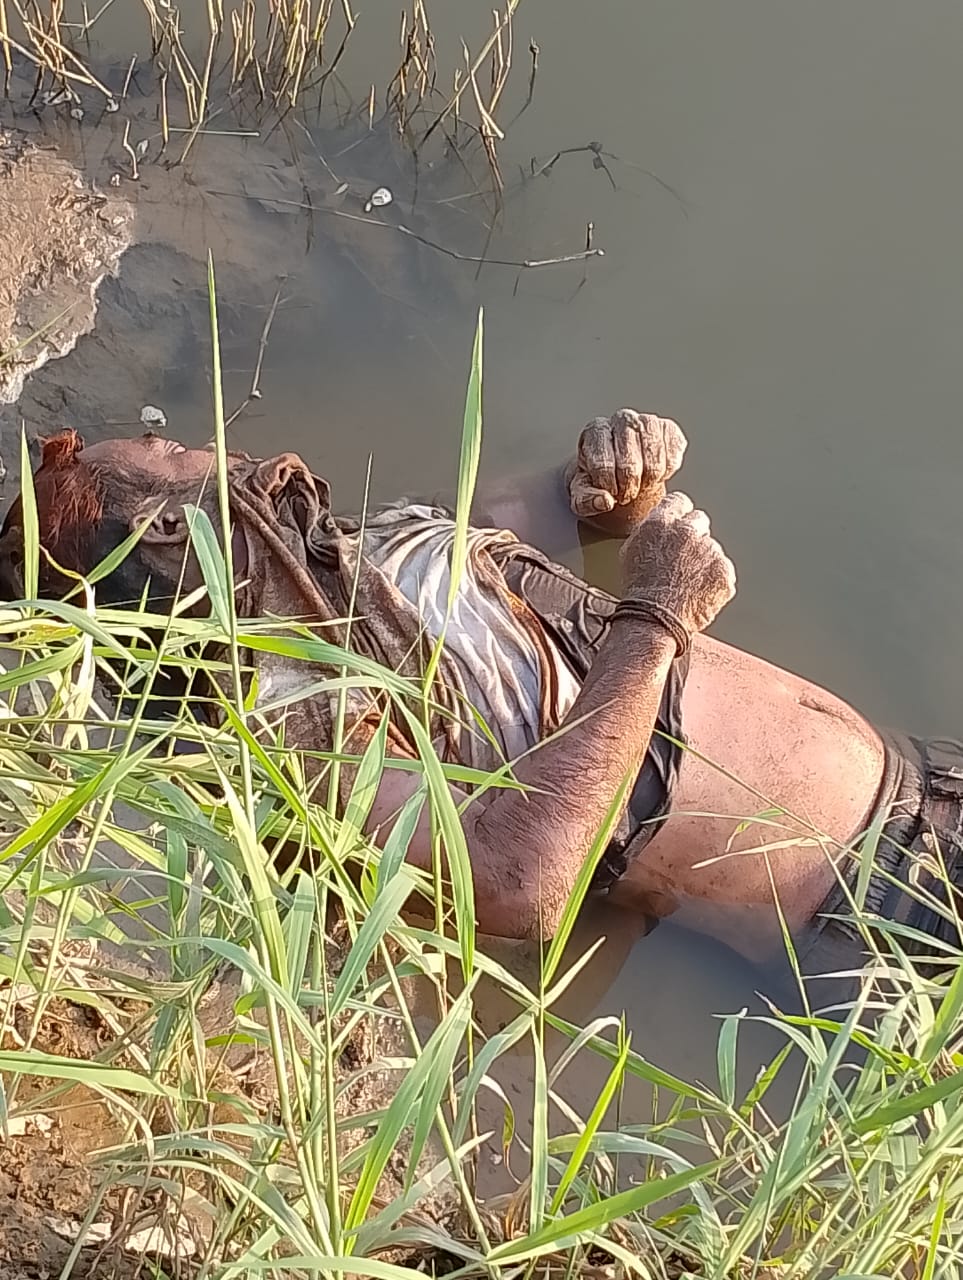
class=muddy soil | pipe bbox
[0,128,132,408]
[0,920,451,1277]
[0,62,473,495]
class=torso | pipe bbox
[608,634,887,963]
[363,504,888,964]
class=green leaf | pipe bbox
[335,709,389,856]
[0,1050,170,1097]
[343,986,473,1236]
[184,503,231,632]
[542,769,633,985]
[549,1030,631,1214]
[330,871,414,1018]
[716,1009,742,1107]
[489,1160,723,1264]
[854,1069,963,1134]
[19,426,38,601]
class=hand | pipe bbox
[567,409,687,527]
[619,492,736,636]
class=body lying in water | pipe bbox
[0,412,960,971]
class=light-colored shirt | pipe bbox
[359,504,581,772]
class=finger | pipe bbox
[570,470,616,517]
[715,544,737,594]
[578,418,617,495]
[681,508,711,537]
[610,413,644,504]
[652,491,694,520]
[663,418,687,479]
[635,413,667,491]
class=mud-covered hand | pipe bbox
[617,492,736,649]
[567,409,687,534]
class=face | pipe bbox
[80,433,253,488]
[0,432,258,606]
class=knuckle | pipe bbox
[612,407,644,432]
[579,418,611,455]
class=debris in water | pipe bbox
[109,173,122,187]
[41,88,72,107]
[363,186,393,213]
[140,404,168,429]
[135,138,150,160]
[105,96,120,113]
[334,182,348,196]
[70,106,84,122]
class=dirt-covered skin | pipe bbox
[0,129,133,406]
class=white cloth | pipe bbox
[358,504,582,772]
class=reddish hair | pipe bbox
[4,429,105,583]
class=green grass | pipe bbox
[0,301,963,1280]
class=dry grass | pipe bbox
[0,0,533,180]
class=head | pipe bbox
[0,430,330,609]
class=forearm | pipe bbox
[467,617,676,938]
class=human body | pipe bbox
[1,411,960,967]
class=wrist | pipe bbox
[611,596,691,657]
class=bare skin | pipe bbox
[0,418,884,964]
[477,413,885,962]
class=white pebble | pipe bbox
[140,405,168,429]
[363,186,393,212]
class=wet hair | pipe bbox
[0,429,107,597]
[0,428,183,611]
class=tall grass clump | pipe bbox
[0,287,961,1279]
[0,0,529,180]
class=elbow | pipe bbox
[474,883,564,943]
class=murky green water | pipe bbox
[3,0,962,1134]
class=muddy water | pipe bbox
[2,0,962,1161]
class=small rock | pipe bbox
[140,404,167,429]
[46,1216,111,1243]
[127,1220,197,1258]
[363,186,393,213]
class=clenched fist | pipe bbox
[567,409,687,535]
[619,491,736,642]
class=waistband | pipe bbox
[809,731,963,964]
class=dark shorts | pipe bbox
[807,732,963,967]
[491,540,690,890]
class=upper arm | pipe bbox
[364,758,475,872]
